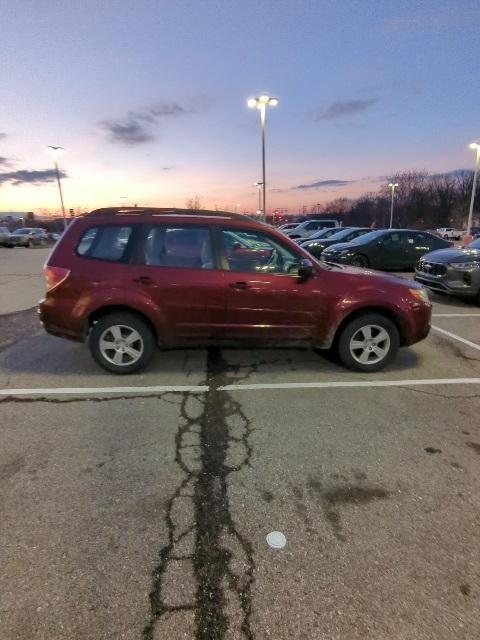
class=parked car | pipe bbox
[322,229,451,270]
[415,237,480,303]
[8,227,48,247]
[277,222,300,233]
[301,227,372,259]
[294,227,341,244]
[284,219,341,240]
[39,207,431,374]
[0,226,12,247]
[436,227,463,241]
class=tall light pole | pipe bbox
[467,142,480,236]
[45,146,66,229]
[388,182,399,228]
[253,181,263,214]
[247,95,278,222]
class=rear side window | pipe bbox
[77,225,132,262]
[142,225,214,269]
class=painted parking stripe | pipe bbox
[433,313,480,317]
[431,325,480,351]
[219,378,480,391]
[0,385,208,397]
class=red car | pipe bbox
[39,207,431,374]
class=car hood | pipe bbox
[322,241,357,253]
[323,262,421,291]
[419,247,480,264]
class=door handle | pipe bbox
[133,275,154,284]
[229,281,249,290]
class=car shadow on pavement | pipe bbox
[0,334,420,381]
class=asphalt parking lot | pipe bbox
[1,249,479,639]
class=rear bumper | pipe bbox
[38,297,86,342]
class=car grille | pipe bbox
[416,260,446,276]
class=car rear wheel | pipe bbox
[351,254,369,268]
[89,312,156,374]
[337,313,400,372]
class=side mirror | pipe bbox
[298,258,315,280]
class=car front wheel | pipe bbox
[351,254,369,268]
[337,313,400,372]
[89,312,156,374]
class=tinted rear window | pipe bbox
[77,225,132,262]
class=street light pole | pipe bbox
[45,146,66,230]
[388,182,399,229]
[253,182,263,215]
[247,95,278,222]
[467,143,480,236]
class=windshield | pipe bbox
[348,229,385,244]
[308,227,340,240]
[15,229,31,235]
[324,227,361,241]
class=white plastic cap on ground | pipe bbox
[266,531,287,549]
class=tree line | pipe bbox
[286,170,479,230]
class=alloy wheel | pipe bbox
[99,324,144,367]
[349,324,391,365]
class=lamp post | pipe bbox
[247,95,278,222]
[467,143,480,236]
[253,181,263,214]
[45,146,66,229]
[388,182,399,228]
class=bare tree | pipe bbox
[185,195,203,211]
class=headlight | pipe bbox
[339,249,351,256]
[449,261,480,270]
[409,287,430,303]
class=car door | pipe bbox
[371,231,409,269]
[219,227,319,341]
[127,223,226,340]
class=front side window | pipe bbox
[222,228,301,275]
[382,232,404,246]
[143,225,213,269]
[77,225,132,261]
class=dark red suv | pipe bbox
[39,207,431,374]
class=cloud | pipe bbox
[0,133,7,140]
[0,156,12,167]
[312,99,376,121]
[432,169,470,179]
[99,102,195,146]
[162,166,174,171]
[292,179,352,190]
[0,169,67,186]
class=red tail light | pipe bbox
[44,265,70,291]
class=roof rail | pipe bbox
[83,207,255,222]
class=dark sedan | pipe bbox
[301,226,372,259]
[321,229,451,270]
[415,237,480,303]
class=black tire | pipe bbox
[26,240,33,248]
[351,254,369,268]
[89,312,156,374]
[476,290,480,307]
[336,313,400,372]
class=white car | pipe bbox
[284,219,341,240]
[277,222,300,233]
[436,227,462,241]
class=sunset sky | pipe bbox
[1,0,478,215]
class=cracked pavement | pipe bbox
[1,250,480,639]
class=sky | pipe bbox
[0,0,479,215]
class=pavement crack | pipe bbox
[144,348,255,640]
[0,392,182,404]
[401,386,480,401]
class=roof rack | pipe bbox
[83,207,255,222]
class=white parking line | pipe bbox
[431,325,480,351]
[0,385,208,397]
[433,313,480,317]
[219,378,480,391]
[0,378,480,397]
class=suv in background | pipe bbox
[415,237,480,303]
[39,207,431,374]
[8,227,48,247]
[284,219,340,240]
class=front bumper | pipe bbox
[415,266,480,298]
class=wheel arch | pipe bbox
[87,305,159,342]
[333,306,405,348]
